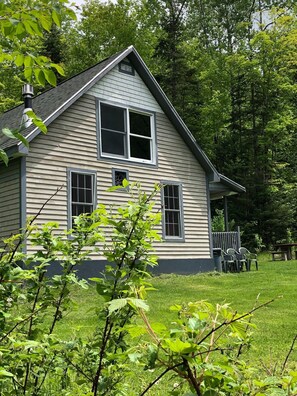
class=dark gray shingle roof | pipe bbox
[0,51,122,150]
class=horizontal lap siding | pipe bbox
[0,158,21,242]
[26,67,211,260]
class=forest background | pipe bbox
[2,0,297,250]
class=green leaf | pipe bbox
[23,19,36,35]
[26,111,47,133]
[50,63,65,76]
[44,69,57,86]
[108,298,128,314]
[0,369,14,378]
[14,132,29,148]
[127,324,147,338]
[151,322,167,333]
[106,185,124,192]
[0,149,8,166]
[128,352,142,363]
[164,338,195,354]
[34,68,45,85]
[24,67,32,82]
[15,53,24,66]
[2,127,17,139]
[24,55,33,68]
[38,14,52,31]
[122,178,129,188]
[52,9,62,27]
[128,298,149,311]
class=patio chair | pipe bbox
[222,251,237,273]
[239,247,258,271]
[226,248,248,272]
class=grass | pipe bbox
[57,256,297,368]
[148,261,297,366]
[52,257,297,394]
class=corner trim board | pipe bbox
[20,156,27,253]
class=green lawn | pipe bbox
[56,257,297,368]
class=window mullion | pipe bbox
[150,115,154,163]
[126,109,130,159]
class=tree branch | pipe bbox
[281,334,297,374]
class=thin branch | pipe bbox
[281,334,297,374]
[139,362,183,396]
[198,299,274,347]
[237,293,261,358]
[62,353,93,382]
[175,0,187,25]
[4,185,64,268]
[92,189,157,395]
[0,306,44,343]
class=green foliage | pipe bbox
[75,182,162,395]
[211,209,225,232]
[0,0,76,165]
[0,182,162,395]
[63,0,160,76]
[1,184,297,395]
[0,208,100,395]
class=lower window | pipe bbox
[162,183,184,240]
[68,170,96,227]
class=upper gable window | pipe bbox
[99,102,156,164]
[119,60,134,75]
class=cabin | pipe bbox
[0,46,245,276]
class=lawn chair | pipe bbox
[227,248,248,272]
[222,251,237,273]
[239,247,258,271]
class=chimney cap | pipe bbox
[22,84,34,96]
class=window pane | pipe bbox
[78,188,84,202]
[114,170,128,186]
[129,112,151,137]
[130,136,151,160]
[102,129,126,156]
[72,173,78,188]
[101,103,125,132]
[85,188,92,203]
[72,187,77,202]
[163,184,182,238]
[165,211,180,237]
[71,172,95,228]
[85,175,92,189]
[78,174,85,189]
[72,203,78,217]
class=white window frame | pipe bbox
[67,169,97,229]
[98,101,156,165]
[161,182,185,241]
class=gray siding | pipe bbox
[0,158,21,242]
[25,65,211,261]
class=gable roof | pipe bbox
[0,46,222,182]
